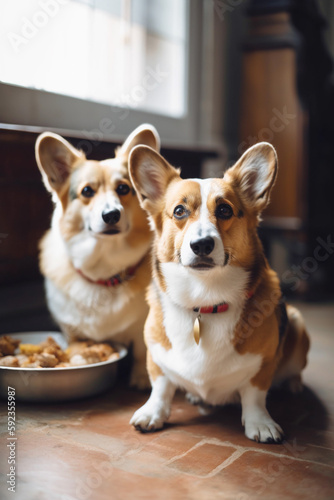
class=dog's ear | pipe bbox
[129,145,179,214]
[225,142,278,214]
[35,132,84,195]
[117,124,160,160]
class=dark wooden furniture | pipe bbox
[240,0,334,297]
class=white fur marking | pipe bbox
[180,179,225,267]
[147,268,261,407]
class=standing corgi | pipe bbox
[128,142,310,441]
[35,124,160,387]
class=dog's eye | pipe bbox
[216,203,233,220]
[81,186,95,198]
[116,184,130,196]
[173,205,187,219]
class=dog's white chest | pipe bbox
[150,298,262,405]
[45,277,147,341]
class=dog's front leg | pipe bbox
[130,358,176,432]
[239,384,285,443]
[129,334,151,390]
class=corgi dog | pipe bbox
[128,142,310,442]
[35,124,160,387]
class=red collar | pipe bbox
[76,261,141,287]
[193,290,254,315]
[193,303,229,314]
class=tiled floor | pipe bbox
[1,302,334,500]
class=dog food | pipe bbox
[0,335,120,368]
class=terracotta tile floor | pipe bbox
[1,302,334,500]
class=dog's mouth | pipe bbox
[188,257,215,270]
[102,229,120,236]
[89,227,121,237]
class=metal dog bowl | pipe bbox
[0,332,127,402]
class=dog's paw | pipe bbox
[129,364,151,390]
[197,403,214,416]
[185,392,202,405]
[130,402,169,432]
[185,392,214,416]
[244,416,285,444]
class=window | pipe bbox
[1,0,187,117]
[0,0,220,147]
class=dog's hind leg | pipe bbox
[273,305,310,393]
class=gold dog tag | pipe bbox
[194,315,201,345]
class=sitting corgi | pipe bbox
[128,142,310,441]
[35,124,160,387]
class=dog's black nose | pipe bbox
[190,236,215,256]
[102,208,121,225]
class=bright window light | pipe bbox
[0,0,188,117]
